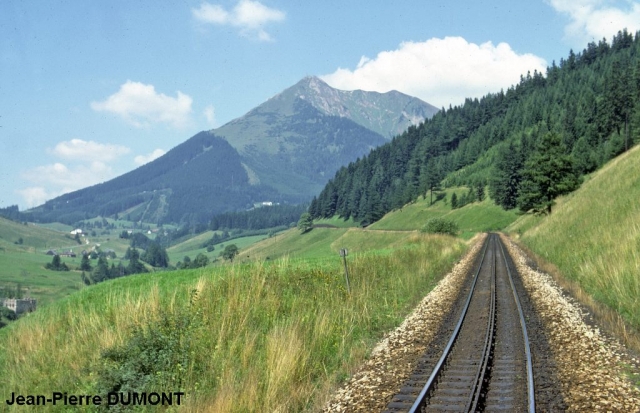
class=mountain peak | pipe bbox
[285,76,439,138]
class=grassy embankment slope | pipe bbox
[368,187,518,239]
[241,187,519,267]
[0,229,468,412]
[508,144,640,346]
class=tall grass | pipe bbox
[515,145,640,336]
[0,233,466,412]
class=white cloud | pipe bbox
[203,105,216,127]
[134,149,166,166]
[22,162,112,189]
[193,0,285,41]
[547,0,640,46]
[321,37,547,108]
[91,81,193,129]
[51,139,130,162]
[19,161,115,207]
[16,187,50,209]
[18,138,131,207]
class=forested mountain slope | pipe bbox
[27,133,262,224]
[310,29,640,225]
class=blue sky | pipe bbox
[1,0,639,209]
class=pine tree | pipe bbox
[476,181,485,202]
[518,132,581,214]
[91,257,109,283]
[489,143,523,210]
[80,254,92,272]
[127,248,147,275]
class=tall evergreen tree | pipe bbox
[127,248,147,274]
[80,254,92,272]
[517,132,581,214]
[489,143,523,210]
[476,181,485,202]
[91,257,109,283]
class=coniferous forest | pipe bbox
[309,29,640,224]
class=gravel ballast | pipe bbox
[321,233,640,412]
[321,234,487,412]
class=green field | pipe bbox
[5,145,639,411]
[0,217,154,306]
[0,232,468,412]
[167,231,275,264]
[0,218,86,305]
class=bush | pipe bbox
[0,306,17,321]
[95,291,201,410]
[420,218,459,236]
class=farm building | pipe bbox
[2,298,37,315]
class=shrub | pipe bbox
[420,218,459,236]
[95,291,201,409]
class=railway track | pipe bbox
[383,233,534,412]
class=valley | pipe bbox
[2,29,640,412]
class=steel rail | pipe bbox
[497,235,536,413]
[407,234,493,413]
[466,235,496,411]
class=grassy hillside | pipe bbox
[0,217,74,252]
[240,227,350,263]
[167,231,274,264]
[509,144,640,335]
[369,187,519,238]
[0,218,86,304]
[0,233,469,412]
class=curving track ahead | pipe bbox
[384,233,534,412]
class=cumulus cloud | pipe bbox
[51,139,130,162]
[321,37,547,108]
[18,138,132,207]
[203,105,216,127]
[91,81,193,129]
[19,161,116,207]
[192,0,286,41]
[22,162,112,189]
[547,0,640,46]
[134,149,166,166]
[16,187,50,209]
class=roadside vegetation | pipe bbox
[0,232,468,412]
[509,144,640,348]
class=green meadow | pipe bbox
[0,232,469,412]
[0,218,85,305]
